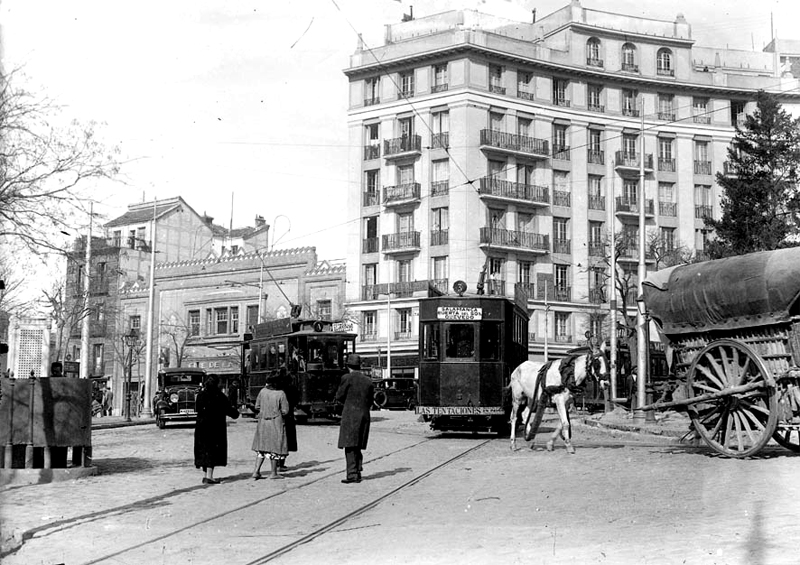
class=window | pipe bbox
[489,65,504,94]
[128,229,136,249]
[589,221,604,247]
[553,217,569,253]
[432,256,448,287]
[230,306,239,333]
[588,129,603,164]
[657,94,674,120]
[363,216,378,253]
[397,163,414,186]
[399,71,414,98]
[555,312,570,341]
[364,170,380,205]
[622,134,638,157]
[694,141,709,162]
[433,64,448,92]
[587,84,603,111]
[445,324,475,358]
[659,138,673,161]
[431,159,449,196]
[130,314,141,332]
[622,89,638,116]
[518,261,532,285]
[93,343,104,370]
[623,179,638,203]
[397,211,414,233]
[215,308,229,335]
[517,117,532,137]
[398,308,413,335]
[363,311,377,337]
[695,229,711,251]
[656,48,674,76]
[661,227,675,251]
[431,111,449,149]
[488,159,505,180]
[622,43,637,72]
[489,112,504,132]
[364,123,380,159]
[246,305,259,328]
[317,300,332,320]
[423,322,441,360]
[730,100,746,127]
[517,163,535,186]
[659,182,675,204]
[693,97,710,123]
[552,124,568,152]
[365,77,380,104]
[396,259,412,284]
[588,176,603,209]
[553,171,570,206]
[188,311,200,336]
[431,207,449,245]
[586,38,602,66]
[518,71,534,99]
[552,78,569,106]
[489,208,505,229]
[112,230,122,247]
[364,263,377,296]
[136,227,146,248]
[695,184,712,215]
[398,116,414,139]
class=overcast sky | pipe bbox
[2,0,799,263]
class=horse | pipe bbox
[508,344,610,452]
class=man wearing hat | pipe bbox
[335,353,374,484]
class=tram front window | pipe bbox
[480,322,501,360]
[423,323,440,360]
[445,324,475,359]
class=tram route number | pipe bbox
[416,406,504,415]
[436,307,482,321]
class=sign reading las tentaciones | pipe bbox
[416,406,504,415]
[436,306,482,320]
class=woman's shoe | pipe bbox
[251,473,263,480]
[202,478,220,485]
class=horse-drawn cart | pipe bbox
[641,247,800,458]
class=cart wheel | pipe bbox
[686,339,778,458]
[772,424,800,452]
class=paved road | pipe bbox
[2,411,799,565]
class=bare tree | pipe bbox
[159,311,193,368]
[0,70,119,253]
[41,280,88,362]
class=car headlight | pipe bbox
[169,393,179,403]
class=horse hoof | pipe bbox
[566,445,575,454]
[545,441,554,452]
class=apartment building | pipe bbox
[344,1,800,373]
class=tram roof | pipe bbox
[418,292,530,320]
[642,246,800,336]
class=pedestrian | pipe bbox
[227,379,240,409]
[251,373,289,480]
[277,368,298,470]
[335,353,374,484]
[194,374,240,484]
[102,386,114,417]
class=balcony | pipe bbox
[695,205,713,219]
[362,237,379,254]
[478,177,549,207]
[615,151,653,174]
[658,158,676,172]
[382,231,421,253]
[382,182,421,206]
[694,160,713,175]
[553,190,571,207]
[588,242,605,257]
[553,239,571,254]
[554,98,571,108]
[360,332,379,342]
[517,89,535,101]
[588,195,605,211]
[394,331,414,341]
[479,129,549,159]
[552,145,571,161]
[397,89,414,99]
[587,57,604,68]
[364,96,380,107]
[621,63,639,73]
[723,161,739,176]
[431,180,449,197]
[657,112,676,121]
[479,227,549,254]
[430,229,449,246]
[657,68,675,77]
[659,201,677,217]
[431,83,449,93]
[362,285,379,300]
[617,245,655,262]
[383,134,422,158]
[489,84,506,95]
[551,287,572,302]
[622,107,639,117]
[587,149,604,165]
[363,144,380,160]
[482,279,506,296]
[431,132,449,150]
[517,282,536,301]
[693,115,711,124]
[431,278,449,294]
[554,334,573,343]
[616,197,655,219]
[391,280,435,298]
[588,103,605,113]
[363,191,379,207]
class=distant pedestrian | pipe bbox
[194,375,240,484]
[251,373,289,480]
[277,368,298,470]
[335,353,374,484]
[101,386,114,417]
[227,379,240,409]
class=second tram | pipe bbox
[245,317,356,420]
[415,285,530,434]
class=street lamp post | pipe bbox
[123,328,140,422]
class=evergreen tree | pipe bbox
[704,91,800,258]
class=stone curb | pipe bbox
[92,418,156,431]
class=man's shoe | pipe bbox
[341,478,361,484]
[202,478,220,485]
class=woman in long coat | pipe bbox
[194,375,240,484]
[251,374,290,479]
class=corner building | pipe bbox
[344,1,800,370]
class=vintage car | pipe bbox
[372,377,418,410]
[154,368,206,428]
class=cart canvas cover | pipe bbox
[642,247,800,336]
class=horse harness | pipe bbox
[535,350,602,404]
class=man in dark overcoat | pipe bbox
[335,353,374,484]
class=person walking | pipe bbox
[335,353,374,484]
[194,374,240,484]
[276,368,298,471]
[251,373,289,480]
[101,386,114,417]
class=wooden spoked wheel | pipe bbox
[772,424,800,452]
[686,339,778,458]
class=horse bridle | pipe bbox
[585,349,609,383]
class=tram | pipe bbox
[244,316,357,420]
[415,281,530,434]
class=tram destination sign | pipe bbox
[416,406,504,415]
[436,306,482,321]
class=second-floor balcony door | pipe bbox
[398,212,414,234]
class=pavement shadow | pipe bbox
[363,467,412,480]
[657,445,800,459]
[95,457,157,474]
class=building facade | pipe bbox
[344,1,800,373]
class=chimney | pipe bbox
[202,212,214,226]
[255,215,266,228]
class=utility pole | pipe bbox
[634,96,648,423]
[79,203,93,379]
[141,200,157,418]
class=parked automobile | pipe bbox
[154,368,205,428]
[372,377,418,410]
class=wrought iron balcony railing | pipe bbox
[657,68,675,77]
[587,58,604,68]
[588,242,605,257]
[478,177,549,205]
[431,132,449,150]
[363,144,380,160]
[553,190,571,207]
[693,115,711,124]
[517,90,535,101]
[382,231,421,251]
[430,229,449,246]
[431,83,449,93]
[616,197,655,215]
[479,227,549,252]
[553,239,571,254]
[479,129,549,157]
[552,145,571,160]
[695,205,713,219]
[554,98,571,107]
[363,191,379,207]
[588,195,605,211]
[587,103,605,113]
[659,201,677,217]
[694,160,712,175]
[621,63,639,73]
[615,151,653,170]
[657,112,676,121]
[658,158,676,172]
[587,149,604,165]
[384,135,422,156]
[430,180,449,197]
[622,107,639,117]
[490,84,506,95]
[362,237,379,254]
[382,182,421,205]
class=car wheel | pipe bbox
[156,412,166,429]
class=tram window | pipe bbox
[308,340,324,364]
[326,342,339,368]
[268,344,277,369]
[480,322,501,360]
[277,342,286,368]
[422,323,440,360]
[259,344,268,370]
[445,324,475,359]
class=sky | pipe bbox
[2,0,799,267]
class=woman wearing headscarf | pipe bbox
[251,373,289,479]
[194,374,240,484]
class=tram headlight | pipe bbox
[169,393,179,404]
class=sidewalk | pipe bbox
[580,407,694,440]
[91,415,155,430]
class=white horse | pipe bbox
[508,345,610,452]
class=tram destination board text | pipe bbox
[416,406,504,415]
[436,307,483,321]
